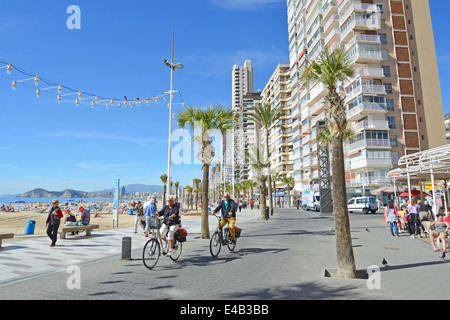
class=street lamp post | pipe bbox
[163,26,184,199]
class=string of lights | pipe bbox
[0,60,186,110]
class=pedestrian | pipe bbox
[144,197,157,237]
[134,200,144,233]
[418,200,430,221]
[385,200,400,237]
[397,205,407,232]
[427,213,449,253]
[45,199,63,247]
[408,197,421,238]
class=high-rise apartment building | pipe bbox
[445,113,450,145]
[261,64,293,187]
[287,0,446,196]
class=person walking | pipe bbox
[134,200,144,233]
[408,197,421,238]
[45,199,63,247]
[143,197,156,237]
[213,192,238,245]
[385,200,400,237]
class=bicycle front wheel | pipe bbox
[143,239,160,270]
[209,231,222,258]
[169,240,182,261]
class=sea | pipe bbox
[0,197,144,205]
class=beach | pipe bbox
[0,201,200,242]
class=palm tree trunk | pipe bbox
[265,132,273,216]
[201,163,210,239]
[331,135,358,279]
[259,176,268,220]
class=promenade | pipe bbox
[0,207,449,301]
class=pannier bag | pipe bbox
[224,226,242,238]
[176,228,188,242]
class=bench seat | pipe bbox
[60,224,99,239]
[0,232,14,248]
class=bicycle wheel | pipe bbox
[209,231,222,258]
[169,240,182,261]
[143,239,160,270]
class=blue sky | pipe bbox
[0,0,448,195]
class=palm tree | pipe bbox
[247,180,258,202]
[247,146,269,220]
[280,175,295,208]
[174,181,180,204]
[247,102,282,217]
[192,178,201,211]
[160,174,168,205]
[299,46,357,279]
[176,104,234,238]
[271,170,282,207]
[185,185,193,209]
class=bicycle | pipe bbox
[209,213,239,258]
[142,216,183,270]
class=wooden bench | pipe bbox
[60,224,99,239]
[0,232,14,248]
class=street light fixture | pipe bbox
[163,26,183,199]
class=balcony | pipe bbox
[346,176,393,188]
[351,120,389,132]
[354,67,385,79]
[340,14,380,43]
[349,157,392,170]
[347,46,383,63]
[346,84,386,102]
[347,102,387,122]
[309,82,328,104]
[348,138,390,152]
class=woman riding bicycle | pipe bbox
[213,192,237,245]
[152,195,180,257]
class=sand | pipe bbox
[0,202,201,242]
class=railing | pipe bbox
[348,138,390,151]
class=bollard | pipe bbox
[122,237,132,260]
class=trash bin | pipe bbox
[129,208,134,215]
[25,220,36,234]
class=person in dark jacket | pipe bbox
[154,196,180,257]
[213,192,237,244]
[46,199,63,247]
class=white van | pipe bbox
[347,197,378,214]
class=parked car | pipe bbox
[347,196,378,214]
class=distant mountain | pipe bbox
[16,184,164,199]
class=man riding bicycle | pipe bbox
[152,195,180,257]
[213,192,237,245]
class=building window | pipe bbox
[376,4,384,13]
[383,66,391,77]
[390,135,398,147]
[387,99,394,111]
[380,34,387,44]
[387,116,396,129]
[384,83,393,94]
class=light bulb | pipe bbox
[164,96,167,101]
[57,85,62,93]
[110,99,114,105]
[91,101,95,108]
[146,97,150,105]
[95,96,99,102]
[75,99,80,106]
[36,89,41,98]
[11,81,17,90]
[118,102,122,108]
[155,97,159,103]
[6,64,12,74]
[34,76,39,86]
[57,95,62,103]
[78,91,82,99]
[106,103,109,109]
